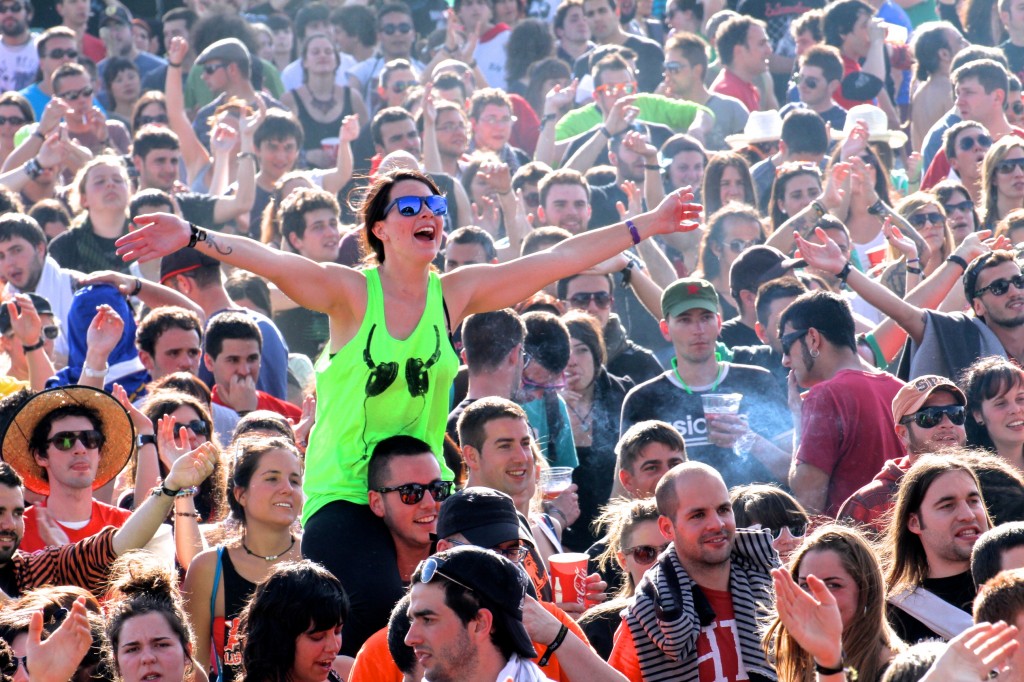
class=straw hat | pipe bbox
[725,110,784,148]
[831,104,908,149]
[2,386,135,495]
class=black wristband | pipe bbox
[138,434,157,448]
[186,222,207,248]
[598,125,611,138]
[837,261,853,282]
[160,483,180,497]
[867,199,887,216]
[814,659,846,675]
[537,624,569,666]
[644,163,661,170]
[131,277,143,296]
[947,254,969,271]
[906,266,923,275]
[21,338,44,352]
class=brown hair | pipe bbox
[358,169,441,265]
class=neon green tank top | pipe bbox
[302,268,459,522]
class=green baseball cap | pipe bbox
[661,277,720,319]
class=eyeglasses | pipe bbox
[899,404,967,428]
[47,430,104,451]
[664,61,685,74]
[202,62,227,75]
[958,134,992,152]
[57,86,93,101]
[997,157,1024,175]
[383,194,448,217]
[595,82,637,96]
[180,419,210,436]
[0,115,25,126]
[522,374,567,391]
[725,238,764,254]
[46,48,78,60]
[621,543,669,564]
[42,324,58,340]
[11,656,27,676]
[139,114,169,125]
[390,79,418,94]
[373,479,454,505]
[1014,102,1024,116]
[568,291,612,309]
[479,115,517,126]
[436,122,467,133]
[446,538,530,564]
[418,556,476,593]
[794,74,820,89]
[780,328,809,355]
[974,274,1024,297]
[0,3,24,13]
[380,22,413,35]
[908,212,944,227]
[943,199,974,214]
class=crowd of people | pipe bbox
[7,0,1024,680]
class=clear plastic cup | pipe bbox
[539,466,574,501]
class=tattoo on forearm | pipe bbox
[206,233,233,256]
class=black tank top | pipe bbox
[216,549,257,682]
[290,86,354,151]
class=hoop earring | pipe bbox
[809,348,820,358]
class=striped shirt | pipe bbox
[8,527,117,598]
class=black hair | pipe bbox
[204,311,262,359]
[462,309,526,373]
[777,289,857,352]
[755,277,808,328]
[823,0,873,48]
[367,435,435,490]
[972,521,1024,586]
[0,213,46,250]
[781,109,828,155]
[522,310,570,373]
[386,594,416,675]
[136,306,203,357]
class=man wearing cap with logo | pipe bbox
[406,545,556,682]
[840,376,968,534]
[190,37,284,151]
[5,385,138,552]
[0,386,219,599]
[97,5,166,99]
[620,277,791,488]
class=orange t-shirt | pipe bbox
[348,601,591,682]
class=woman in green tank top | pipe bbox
[117,169,701,653]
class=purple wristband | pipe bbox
[626,219,641,245]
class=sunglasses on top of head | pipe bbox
[384,194,448,217]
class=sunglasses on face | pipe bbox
[664,61,685,74]
[568,291,612,309]
[996,157,1024,175]
[46,48,78,60]
[795,74,820,89]
[595,82,637,96]
[0,3,23,13]
[57,86,93,101]
[374,479,454,504]
[47,430,104,451]
[42,324,58,340]
[180,419,210,436]
[0,115,25,126]
[390,79,418,94]
[139,114,169,125]
[974,273,1024,297]
[380,22,413,35]
[780,328,809,355]
[202,62,227,75]
[899,404,966,428]
[446,538,530,563]
[943,199,974,214]
[958,134,992,152]
[768,522,807,540]
[1015,102,1024,116]
[383,194,448,217]
[622,543,669,564]
[908,212,944,227]
[725,238,764,254]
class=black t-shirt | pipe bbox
[720,317,760,349]
[274,306,330,362]
[730,344,788,395]
[1002,41,1024,81]
[49,222,131,275]
[620,363,790,487]
[176,192,218,229]
[889,571,977,644]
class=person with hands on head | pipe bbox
[793,224,1018,382]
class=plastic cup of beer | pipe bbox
[539,467,573,501]
[549,552,589,606]
[321,136,340,157]
[702,393,742,417]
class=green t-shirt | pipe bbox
[185,58,285,111]
[554,94,707,142]
[301,268,459,522]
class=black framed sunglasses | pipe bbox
[202,62,227,75]
[568,291,612,309]
[899,404,966,428]
[780,328,809,355]
[390,79,418,94]
[446,538,530,564]
[57,86,93,101]
[908,212,944,227]
[46,48,78,60]
[664,61,685,74]
[139,114,169,125]
[42,324,59,340]
[47,430,104,451]
[374,479,454,505]
[380,22,412,35]
[180,419,210,436]
[943,199,974,214]
[958,134,992,152]
[0,115,25,126]
[622,543,669,564]
[794,74,820,89]
[383,194,447,217]
[974,274,1024,297]
[997,157,1024,175]
[725,238,764,254]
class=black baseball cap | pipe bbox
[434,487,535,548]
[0,293,54,335]
[159,247,220,284]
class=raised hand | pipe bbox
[921,622,1019,682]
[289,393,316,450]
[794,226,848,275]
[85,304,125,360]
[112,383,154,437]
[6,294,42,347]
[616,179,642,220]
[771,568,844,668]
[36,129,66,169]
[621,130,657,161]
[157,414,192,470]
[167,35,189,65]
[882,217,918,261]
[116,212,192,263]
[32,499,69,548]
[339,114,360,144]
[480,160,511,196]
[25,597,91,682]
[649,187,701,234]
[605,95,640,137]
[471,195,501,237]
[954,229,997,264]
[163,441,219,491]
[544,79,578,116]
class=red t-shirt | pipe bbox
[20,499,131,553]
[710,69,758,113]
[796,369,906,516]
[211,386,303,421]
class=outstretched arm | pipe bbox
[443,189,701,325]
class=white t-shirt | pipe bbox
[0,36,38,92]
[474,26,510,91]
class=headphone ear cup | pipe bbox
[405,358,429,397]
[366,361,399,397]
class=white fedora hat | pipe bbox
[831,104,908,149]
[725,110,784,148]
